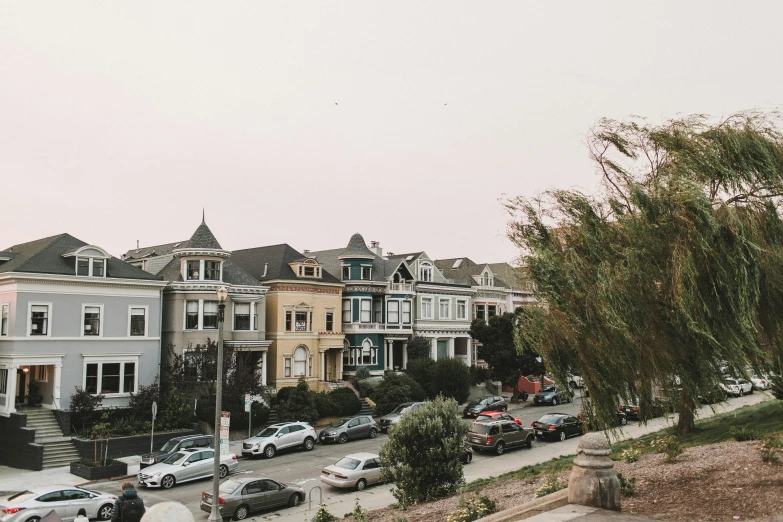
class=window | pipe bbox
[402,301,411,324]
[187,260,200,280]
[488,305,497,318]
[309,356,313,376]
[124,363,136,394]
[130,307,146,336]
[1,304,8,336]
[421,298,433,319]
[77,258,89,276]
[204,261,220,280]
[75,257,106,277]
[342,266,350,280]
[387,301,399,323]
[360,340,377,365]
[293,346,308,376]
[0,368,8,395]
[203,301,218,329]
[92,259,105,277]
[457,300,467,320]
[361,266,372,280]
[234,303,250,330]
[304,266,315,277]
[295,312,308,331]
[360,300,371,323]
[374,300,382,323]
[83,305,101,336]
[439,299,450,319]
[342,300,351,323]
[85,360,137,395]
[325,312,334,332]
[30,304,50,336]
[36,365,47,382]
[475,304,486,321]
[419,263,433,282]
[285,311,292,331]
[343,346,351,366]
[284,358,291,377]
[186,301,199,329]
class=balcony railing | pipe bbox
[389,283,414,292]
[344,322,413,331]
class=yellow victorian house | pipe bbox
[230,245,344,391]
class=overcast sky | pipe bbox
[1,2,780,264]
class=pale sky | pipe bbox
[2,2,780,264]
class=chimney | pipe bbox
[136,240,139,249]
[262,263,268,278]
[303,249,310,254]
[369,241,383,257]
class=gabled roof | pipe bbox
[387,252,425,262]
[310,234,414,283]
[433,257,528,289]
[230,244,342,284]
[0,233,161,280]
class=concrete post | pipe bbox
[568,432,621,510]
[431,337,438,361]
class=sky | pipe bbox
[1,2,781,264]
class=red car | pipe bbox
[473,411,522,425]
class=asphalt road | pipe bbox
[133,395,588,520]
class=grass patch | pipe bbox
[462,455,575,493]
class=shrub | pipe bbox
[469,365,493,385]
[406,336,432,360]
[311,503,338,522]
[370,373,427,416]
[278,377,319,425]
[406,358,436,398]
[730,424,760,441]
[380,396,469,507]
[129,380,160,420]
[394,517,410,522]
[761,435,782,464]
[446,495,496,522]
[330,387,362,416]
[650,434,682,462]
[535,472,567,498]
[353,367,371,384]
[356,379,378,398]
[313,393,338,419]
[69,386,104,434]
[350,498,369,522]
[432,358,471,404]
[769,374,783,400]
[620,447,642,463]
[617,473,636,496]
[158,387,194,430]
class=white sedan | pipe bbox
[719,378,753,397]
[138,448,238,489]
[0,486,117,521]
[320,452,382,491]
[749,374,772,390]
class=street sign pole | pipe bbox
[245,393,251,438]
[150,401,158,453]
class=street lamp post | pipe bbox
[208,286,228,522]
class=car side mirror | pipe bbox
[182,462,190,467]
[279,485,285,490]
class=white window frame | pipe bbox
[82,355,140,397]
[81,303,105,338]
[0,368,8,395]
[293,346,308,377]
[35,365,48,382]
[284,357,292,377]
[361,266,372,280]
[128,305,149,337]
[27,302,53,337]
[184,300,200,330]
[232,302,251,332]
[419,263,433,282]
[420,297,433,319]
[75,257,107,278]
[359,339,377,366]
[439,298,451,320]
[1,303,8,336]
[402,300,411,324]
[456,299,467,320]
[387,300,400,324]
[342,266,351,280]
[360,299,372,323]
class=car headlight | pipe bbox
[391,418,400,424]
[151,472,161,479]
[326,431,337,436]
[254,443,260,449]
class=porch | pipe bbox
[0,355,63,417]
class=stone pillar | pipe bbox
[53,362,63,409]
[448,337,455,358]
[402,341,408,369]
[321,351,326,380]
[6,366,18,415]
[568,432,621,510]
[260,353,267,386]
[431,337,438,361]
[466,338,472,366]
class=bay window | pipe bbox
[0,368,7,395]
[439,299,450,320]
[234,303,250,330]
[488,305,497,318]
[475,304,486,320]
[84,359,137,395]
[30,304,50,336]
[421,298,433,319]
[457,300,467,320]
[204,261,220,280]
[360,300,371,323]
[374,300,382,323]
[203,301,218,329]
[342,300,351,323]
[285,311,292,331]
[402,301,411,324]
[342,266,351,280]
[1,304,8,336]
[360,340,377,365]
[187,261,200,280]
[361,266,372,280]
[387,301,399,323]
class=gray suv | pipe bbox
[140,434,212,469]
[379,402,424,432]
[319,415,378,443]
[467,420,534,455]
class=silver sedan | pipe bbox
[320,452,382,491]
[138,448,239,489]
[0,485,117,522]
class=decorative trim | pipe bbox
[274,285,340,294]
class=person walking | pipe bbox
[111,481,146,522]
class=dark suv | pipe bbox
[463,396,507,418]
[467,420,534,455]
[140,434,212,469]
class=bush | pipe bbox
[380,396,469,507]
[620,447,642,463]
[313,393,339,419]
[535,472,567,498]
[330,387,362,416]
[370,373,427,416]
[356,379,378,398]
[406,336,432,360]
[617,473,636,496]
[129,380,160,420]
[406,358,436,398]
[730,424,760,441]
[432,358,471,404]
[158,387,194,430]
[278,377,319,425]
[349,498,369,522]
[446,495,496,522]
[761,434,782,464]
[469,365,493,385]
[69,386,104,433]
[650,434,682,462]
[311,503,338,522]
[770,374,783,400]
[353,367,371,384]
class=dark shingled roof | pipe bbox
[124,241,186,261]
[188,222,223,250]
[343,233,375,257]
[310,235,414,283]
[0,234,161,280]
[386,252,424,261]
[230,244,342,284]
[156,258,261,286]
[434,258,529,289]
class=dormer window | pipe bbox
[361,266,372,280]
[480,272,493,286]
[187,261,200,280]
[342,266,351,280]
[204,261,220,280]
[185,259,222,282]
[419,263,433,282]
[291,259,322,279]
[75,257,106,277]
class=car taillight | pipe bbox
[334,473,348,479]
[632,407,639,412]
[218,497,225,505]
[549,425,556,431]
[202,492,207,499]
[2,508,26,514]
[321,470,330,475]
[531,422,535,427]
[232,455,237,460]
[486,436,492,443]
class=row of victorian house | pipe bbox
[0,218,536,419]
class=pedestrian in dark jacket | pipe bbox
[111,481,146,522]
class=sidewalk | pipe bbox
[523,504,662,521]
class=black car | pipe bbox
[532,413,583,442]
[577,410,628,430]
[140,434,213,469]
[463,395,507,418]
[618,398,672,420]
[533,385,571,406]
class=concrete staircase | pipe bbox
[359,398,375,417]
[22,409,81,469]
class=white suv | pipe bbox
[241,422,317,459]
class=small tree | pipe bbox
[278,377,319,425]
[129,379,160,420]
[370,373,427,416]
[69,386,104,434]
[380,396,469,506]
[158,387,194,430]
[406,357,436,398]
[406,336,432,360]
[90,412,113,466]
[432,358,471,404]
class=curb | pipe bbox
[78,473,137,487]
[479,489,569,522]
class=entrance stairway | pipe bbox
[359,398,375,417]
[22,409,81,469]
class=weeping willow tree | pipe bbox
[506,112,783,434]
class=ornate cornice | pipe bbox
[272,285,340,294]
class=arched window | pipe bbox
[360,339,377,366]
[294,346,308,376]
[419,262,433,282]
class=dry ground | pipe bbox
[345,440,782,522]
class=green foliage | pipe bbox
[311,503,338,522]
[380,396,469,506]
[535,472,567,498]
[278,377,319,425]
[349,498,369,522]
[617,473,636,496]
[353,367,371,384]
[157,387,194,430]
[405,357,436,397]
[770,374,783,400]
[761,434,782,464]
[355,378,379,398]
[129,380,160,420]
[620,447,642,463]
[506,112,783,434]
[650,434,682,462]
[468,365,493,385]
[446,495,497,522]
[330,387,362,415]
[406,336,432,360]
[730,424,760,441]
[313,392,339,418]
[370,373,427,416]
[69,386,104,433]
[394,517,410,522]
[432,358,472,404]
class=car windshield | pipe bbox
[334,457,361,470]
[159,440,179,452]
[390,404,412,414]
[256,427,279,438]
[537,415,563,425]
[330,418,351,428]
[469,424,492,434]
[162,452,189,465]
[541,386,556,393]
[219,480,243,494]
[475,414,493,421]
[723,380,737,385]
[6,491,35,504]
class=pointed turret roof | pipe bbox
[342,233,374,257]
[188,221,223,250]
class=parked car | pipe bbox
[577,410,627,429]
[463,396,507,418]
[0,486,117,522]
[318,415,378,444]
[138,448,238,489]
[719,378,753,397]
[532,413,583,442]
[140,434,213,469]
[618,398,671,419]
[379,402,425,432]
[467,419,534,455]
[200,476,305,520]
[567,373,585,388]
[748,373,772,390]
[533,385,571,406]
[242,422,317,459]
[474,411,522,425]
[320,453,382,491]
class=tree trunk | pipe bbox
[676,388,695,435]
[511,382,520,403]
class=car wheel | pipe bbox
[495,441,505,455]
[355,478,367,491]
[463,453,472,464]
[303,437,315,451]
[748,387,753,394]
[234,504,250,520]
[24,517,41,522]
[338,433,348,444]
[98,503,114,520]
[620,416,628,426]
[521,393,529,402]
[288,493,301,507]
[553,397,559,406]
[368,428,377,439]
[526,436,534,449]
[739,389,744,397]
[219,464,229,478]
[559,431,566,442]
[264,445,276,459]
[161,474,176,489]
